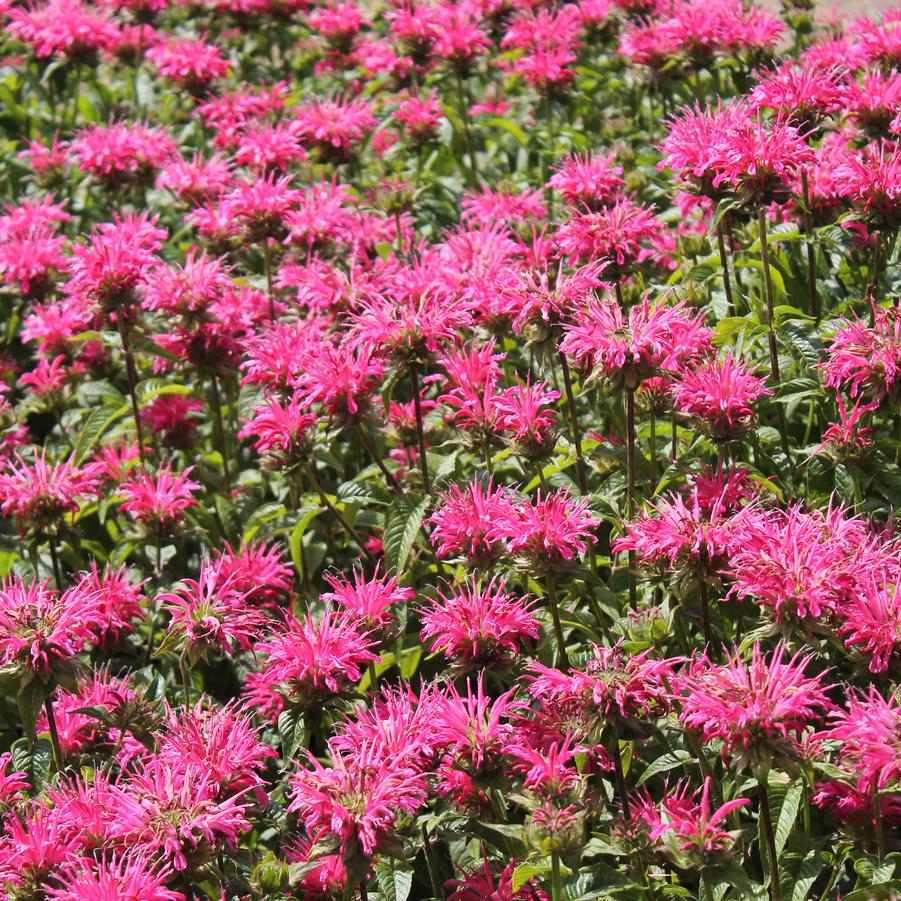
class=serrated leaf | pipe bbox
[637,750,691,785]
[383,494,429,575]
[18,677,51,745]
[73,403,128,464]
[289,505,321,581]
[11,736,52,792]
[785,850,827,901]
[375,860,413,901]
[773,779,804,859]
[277,707,306,760]
[512,863,550,892]
[135,378,192,404]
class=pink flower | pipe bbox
[118,463,201,530]
[6,0,119,61]
[0,753,29,805]
[674,355,772,442]
[288,740,427,861]
[214,540,293,606]
[68,122,178,187]
[128,758,252,870]
[494,487,598,569]
[447,856,550,901]
[147,37,231,89]
[815,397,877,460]
[548,150,625,209]
[238,392,317,466]
[680,643,833,769]
[555,197,663,277]
[45,851,184,901]
[255,611,377,709]
[420,577,539,668]
[0,450,102,534]
[560,297,711,390]
[294,95,376,160]
[461,186,547,228]
[821,304,901,403]
[70,563,145,645]
[529,642,674,726]
[322,565,412,635]
[837,575,901,673]
[833,139,901,229]
[495,379,560,459]
[159,558,267,660]
[640,777,749,866]
[0,576,106,680]
[428,479,519,566]
[819,688,901,795]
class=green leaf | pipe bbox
[375,860,413,901]
[17,676,51,745]
[289,505,322,580]
[277,707,306,760]
[636,750,691,785]
[11,736,52,792]
[512,863,550,892]
[484,116,528,146]
[73,403,128,464]
[383,494,429,575]
[772,779,804,859]
[785,850,828,901]
[135,378,192,404]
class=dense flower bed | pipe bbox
[0,0,900,897]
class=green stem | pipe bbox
[210,375,232,493]
[545,571,569,670]
[116,306,148,470]
[43,696,64,770]
[305,463,376,560]
[356,422,400,493]
[800,170,819,320]
[758,774,782,901]
[263,239,275,320]
[716,220,736,317]
[758,207,780,384]
[626,387,637,609]
[48,536,64,590]
[421,823,445,901]
[873,789,885,863]
[610,735,631,819]
[179,654,192,708]
[455,71,478,189]
[409,363,432,497]
[559,351,588,496]
[550,851,562,901]
[699,579,715,651]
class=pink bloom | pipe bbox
[496,487,599,568]
[420,576,539,668]
[680,643,833,769]
[674,355,772,441]
[548,150,625,209]
[0,752,29,804]
[560,297,711,390]
[294,95,376,159]
[819,688,901,795]
[128,758,252,870]
[147,37,231,89]
[461,186,547,228]
[288,740,427,858]
[68,122,177,186]
[159,558,267,659]
[837,575,901,673]
[6,0,119,61]
[0,576,106,679]
[821,304,901,403]
[214,540,293,606]
[529,642,674,725]
[238,392,317,464]
[447,856,549,901]
[495,379,560,459]
[118,463,201,529]
[45,851,183,901]
[555,197,663,276]
[255,611,377,709]
[70,563,145,645]
[428,479,519,566]
[640,777,749,863]
[0,450,102,533]
[322,565,412,634]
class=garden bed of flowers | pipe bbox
[1,0,901,897]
